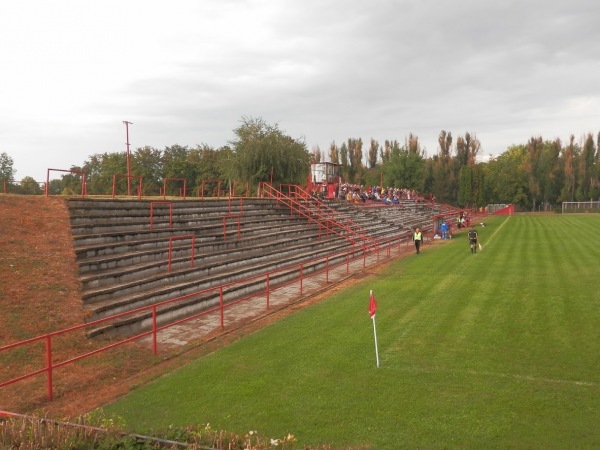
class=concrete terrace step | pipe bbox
[71,215,306,249]
[79,230,339,292]
[76,223,319,273]
[86,248,358,338]
[83,238,357,320]
[69,210,287,235]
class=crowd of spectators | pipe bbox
[336,183,433,205]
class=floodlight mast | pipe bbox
[123,120,133,196]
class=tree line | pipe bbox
[2,117,599,210]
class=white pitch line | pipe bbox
[380,364,598,388]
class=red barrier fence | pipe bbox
[3,180,46,195]
[199,180,222,198]
[46,169,86,198]
[259,182,378,254]
[112,174,142,199]
[163,178,187,199]
[0,229,429,402]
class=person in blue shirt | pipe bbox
[440,221,449,240]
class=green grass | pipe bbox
[103,215,600,449]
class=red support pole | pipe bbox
[219,287,224,330]
[266,274,270,310]
[123,121,133,196]
[152,306,158,355]
[45,335,53,401]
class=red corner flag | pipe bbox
[369,290,377,319]
[369,290,380,368]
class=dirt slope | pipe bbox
[0,195,155,415]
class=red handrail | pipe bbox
[46,168,86,198]
[260,183,378,253]
[168,234,195,273]
[163,178,187,199]
[231,180,249,198]
[112,174,143,199]
[150,202,173,229]
[199,180,222,198]
[0,229,424,402]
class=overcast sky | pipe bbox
[2,0,600,181]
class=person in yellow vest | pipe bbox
[468,226,478,253]
[413,227,423,254]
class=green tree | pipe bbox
[524,136,544,211]
[438,130,453,158]
[384,141,425,190]
[19,176,42,194]
[132,146,163,195]
[346,138,363,183]
[538,139,562,209]
[312,145,322,164]
[230,117,310,186]
[0,152,16,181]
[82,153,127,195]
[576,133,596,201]
[367,139,378,169]
[559,135,578,202]
[47,178,63,195]
[162,145,196,195]
[339,142,349,180]
[485,145,529,208]
[328,142,339,164]
[458,165,472,207]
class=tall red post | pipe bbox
[123,121,133,196]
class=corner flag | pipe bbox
[369,290,380,368]
[369,290,377,318]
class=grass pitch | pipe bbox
[104,214,600,449]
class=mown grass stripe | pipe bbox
[104,214,600,449]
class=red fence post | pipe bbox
[266,274,270,310]
[150,202,173,230]
[167,235,195,273]
[152,306,158,356]
[219,287,224,330]
[45,335,53,401]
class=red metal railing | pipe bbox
[163,178,187,199]
[287,184,378,247]
[2,180,47,195]
[221,197,244,240]
[231,180,249,198]
[0,230,423,402]
[259,182,378,256]
[199,180,222,198]
[150,202,173,229]
[46,169,86,198]
[167,235,195,273]
[112,174,143,199]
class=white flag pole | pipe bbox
[372,315,380,368]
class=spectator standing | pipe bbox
[440,221,449,240]
[413,227,423,254]
[468,226,478,254]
